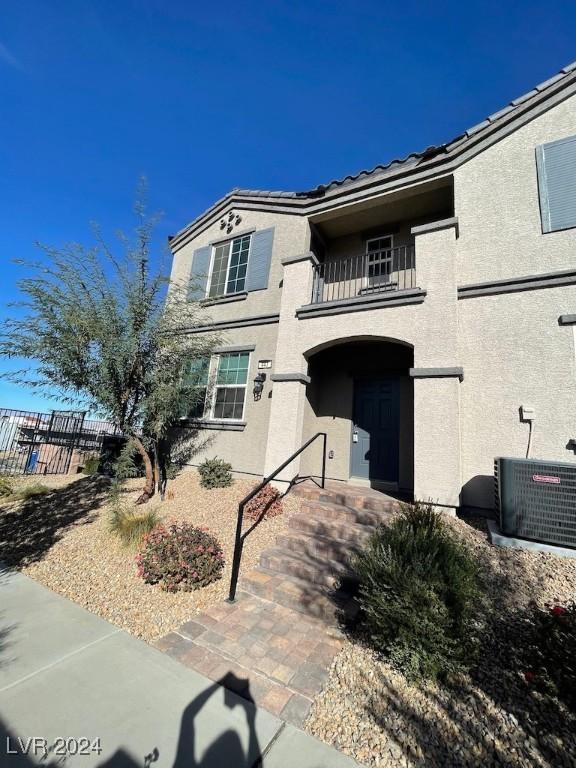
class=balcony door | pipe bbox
[365,235,393,290]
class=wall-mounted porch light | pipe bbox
[253,372,266,401]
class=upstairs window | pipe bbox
[536,134,576,233]
[208,235,251,297]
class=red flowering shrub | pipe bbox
[525,601,576,710]
[136,522,224,592]
[244,485,283,521]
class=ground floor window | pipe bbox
[213,352,249,420]
[182,351,250,421]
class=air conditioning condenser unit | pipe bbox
[494,457,576,549]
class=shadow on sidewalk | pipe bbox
[0,672,262,768]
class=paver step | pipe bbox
[241,566,359,626]
[288,510,376,544]
[275,530,363,565]
[299,498,394,528]
[292,481,403,515]
[259,546,355,588]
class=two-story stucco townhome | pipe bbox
[169,62,576,513]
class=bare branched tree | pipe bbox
[0,181,219,502]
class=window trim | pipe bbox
[209,352,250,422]
[181,351,251,424]
[206,234,252,298]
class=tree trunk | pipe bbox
[157,437,168,501]
[132,435,155,504]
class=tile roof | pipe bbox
[312,60,576,192]
[171,60,576,247]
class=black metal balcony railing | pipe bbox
[311,245,416,304]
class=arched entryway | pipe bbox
[300,337,414,494]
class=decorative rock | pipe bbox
[305,516,576,767]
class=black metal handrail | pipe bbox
[227,431,327,602]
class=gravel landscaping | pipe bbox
[0,470,292,642]
[306,515,576,768]
[4,474,576,767]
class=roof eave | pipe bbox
[170,63,576,252]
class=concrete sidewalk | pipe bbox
[0,569,362,768]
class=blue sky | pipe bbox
[1,0,575,413]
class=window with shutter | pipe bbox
[207,235,251,298]
[536,134,576,233]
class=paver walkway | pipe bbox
[156,481,400,727]
[0,567,363,768]
[155,590,344,727]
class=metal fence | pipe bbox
[311,245,416,304]
[0,408,121,476]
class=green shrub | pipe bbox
[81,455,100,475]
[0,477,14,497]
[523,601,576,711]
[352,502,481,682]
[198,457,233,489]
[109,506,159,547]
[136,522,224,592]
[165,462,180,481]
[14,482,51,500]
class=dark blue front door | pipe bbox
[350,377,400,483]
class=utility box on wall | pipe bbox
[495,457,576,549]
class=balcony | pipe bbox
[294,243,425,319]
[310,245,416,304]
[297,178,452,317]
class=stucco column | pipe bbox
[411,219,462,508]
[263,252,317,484]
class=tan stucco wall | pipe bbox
[454,92,576,284]
[458,286,576,509]
[171,89,576,509]
[272,231,458,370]
[170,209,310,322]
[453,91,576,508]
[183,322,279,477]
[264,226,463,505]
